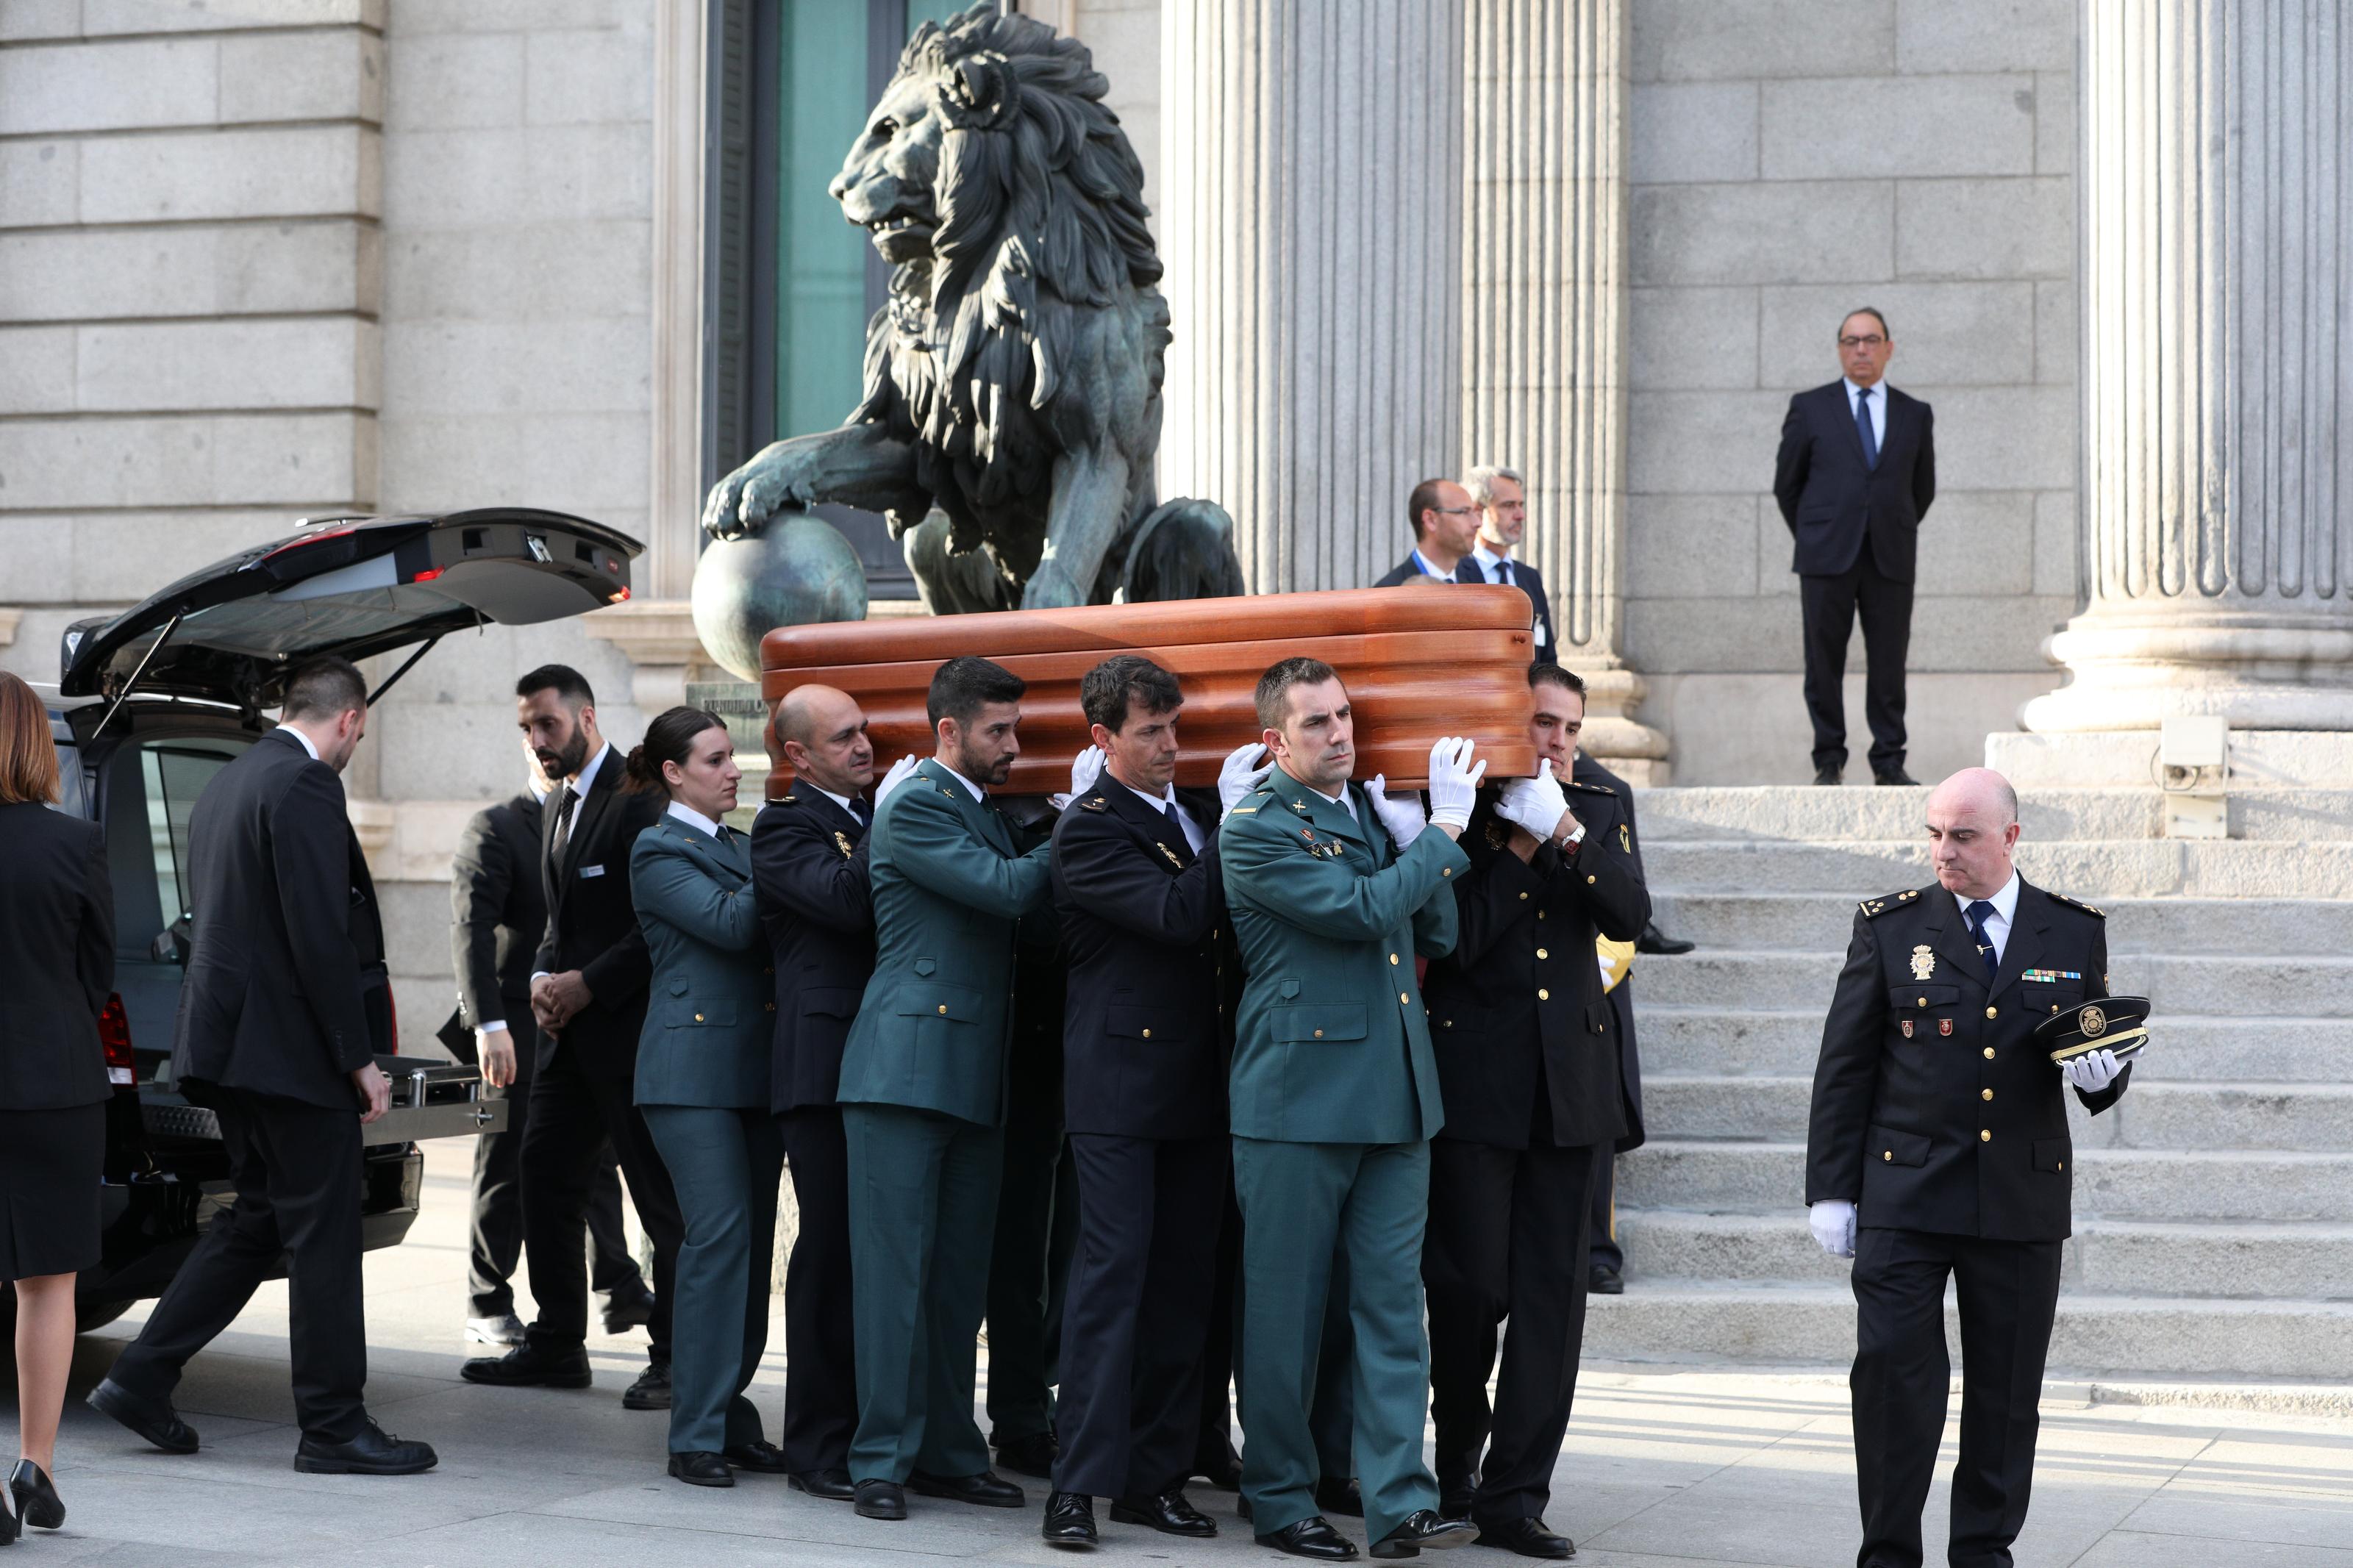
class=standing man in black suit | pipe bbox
[1773,307,1936,787]
[1420,663,1649,1559]
[462,665,682,1410]
[1806,767,2130,1568]
[1373,478,1483,588]
[751,683,899,1501]
[442,740,653,1348]
[90,656,435,1475]
[1038,656,1231,1549]
[1457,466,1557,657]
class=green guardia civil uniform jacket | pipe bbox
[835,757,1054,1127]
[1218,767,1470,1145]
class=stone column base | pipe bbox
[1985,729,2353,789]
[1580,666,1672,787]
[2019,614,2353,734]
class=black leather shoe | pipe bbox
[724,1439,788,1473]
[789,1467,856,1500]
[1111,1485,1217,1536]
[600,1281,657,1333]
[853,1478,907,1519]
[1316,1476,1365,1517]
[1635,920,1695,956]
[1874,767,1920,787]
[9,1459,64,1529]
[1371,1508,1477,1558]
[459,1342,592,1389]
[668,1450,735,1487]
[1589,1262,1624,1295]
[1193,1439,1244,1490]
[1474,1516,1574,1558]
[622,1361,672,1409]
[88,1378,199,1454]
[1259,1515,1359,1560]
[1813,765,1842,787]
[993,1428,1058,1478]
[295,1418,438,1475]
[1438,1476,1474,1521]
[909,1468,1025,1508]
[1043,1491,1098,1547]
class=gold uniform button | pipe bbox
[937,1004,948,1015]
[1985,1006,1998,1020]
[1518,891,1529,901]
[1390,953,1400,965]
[1142,1028,1151,1039]
[693,1013,704,1022]
[1917,996,1927,1006]
[1538,988,1550,1001]
[1537,909,1546,920]
[1980,1088,1993,1101]
[1586,875,1596,885]
[1399,992,1410,1004]
[2052,1003,2061,1012]
[2057,1161,2063,1171]
[1883,1150,1892,1161]
[1979,1129,1992,1142]
[1536,948,1549,960]
[1983,1047,1996,1059]
[1441,867,1452,877]
[1313,1028,1324,1039]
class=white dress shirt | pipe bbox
[812,784,860,817]
[478,779,550,1042]
[1845,376,1890,449]
[1309,783,1358,823]
[665,800,726,839]
[937,760,988,801]
[1410,547,1459,581]
[529,741,614,992]
[1954,870,2021,967]
[1468,542,1514,587]
[278,723,322,760]
[1119,778,1206,853]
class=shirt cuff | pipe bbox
[475,1021,508,1041]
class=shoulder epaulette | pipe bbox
[2046,890,2105,918]
[1565,779,1616,797]
[778,794,797,804]
[1858,887,1924,918]
[1080,793,1107,812]
[1228,806,1257,814]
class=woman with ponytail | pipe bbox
[624,706,785,1486]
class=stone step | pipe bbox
[1638,786,2353,844]
[1647,892,2353,956]
[1616,1141,2353,1222]
[1638,1006,2353,1082]
[1582,1282,2353,1378]
[1631,949,2353,1017]
[1640,1075,2353,1152]
[1640,837,2353,898]
[1615,1210,2353,1300]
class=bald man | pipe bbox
[751,686,903,1497]
[1805,768,2132,1568]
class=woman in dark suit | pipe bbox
[623,707,785,1486]
[0,670,116,1541]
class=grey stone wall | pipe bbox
[1623,0,2080,783]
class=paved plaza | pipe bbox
[6,1142,2349,1568]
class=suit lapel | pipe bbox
[1918,890,1988,989]
[1103,780,1194,868]
[1832,380,1871,468]
[547,752,616,912]
[916,759,1010,854]
[1985,881,2050,1003]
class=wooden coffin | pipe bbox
[758,585,1540,798]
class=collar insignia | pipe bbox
[1159,842,1184,868]
[833,831,854,859]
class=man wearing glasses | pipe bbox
[1375,479,1484,588]
[1772,308,1937,788]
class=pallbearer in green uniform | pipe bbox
[1218,656,1486,1563]
[838,657,1055,1522]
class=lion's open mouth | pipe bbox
[868,212,935,237]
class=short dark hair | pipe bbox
[1406,477,1451,541]
[1528,662,1588,700]
[516,663,595,709]
[927,656,1026,728]
[1255,656,1340,732]
[280,654,368,720]
[1840,306,1890,338]
[1081,655,1183,734]
[621,706,728,796]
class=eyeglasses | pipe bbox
[1839,335,1888,349]
[1431,506,1477,516]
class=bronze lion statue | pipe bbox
[700,4,1243,613]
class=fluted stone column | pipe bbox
[1159,0,1465,593]
[1460,0,1666,781]
[2020,0,2353,742]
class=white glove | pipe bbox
[873,755,921,809]
[1809,1199,1857,1259]
[1363,773,1427,848]
[1050,744,1105,810]
[2060,1047,2123,1092]
[1218,742,1272,816]
[1425,736,1488,831]
[1493,758,1569,840]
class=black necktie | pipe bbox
[1964,899,1999,983]
[1492,559,1511,587]
[849,798,869,829]
[1856,387,1879,470]
[550,785,579,866]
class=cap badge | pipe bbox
[1910,945,1935,980]
[2081,1004,2107,1037]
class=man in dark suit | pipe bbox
[441,745,651,1348]
[1372,477,1483,589]
[1457,465,1557,656]
[1420,663,1650,1559]
[1772,307,1936,787]
[751,683,888,1500]
[90,656,435,1475]
[1807,767,2130,1568]
[461,665,681,1410]
[1038,656,1231,1549]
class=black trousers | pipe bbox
[110,1082,367,1442]
[450,1012,640,1317]
[1423,1136,1601,1526]
[1588,1145,1621,1273]
[1051,1134,1225,1499]
[776,1103,857,1474]
[518,1032,683,1364]
[1193,1181,1244,1475]
[983,1098,1077,1443]
[1850,1228,2063,1568]
[1801,545,1913,773]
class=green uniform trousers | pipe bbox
[843,1102,1004,1482]
[640,1105,782,1455]
[1232,1135,1438,1543]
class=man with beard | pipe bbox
[461,666,682,1412]
[839,656,1058,1522]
